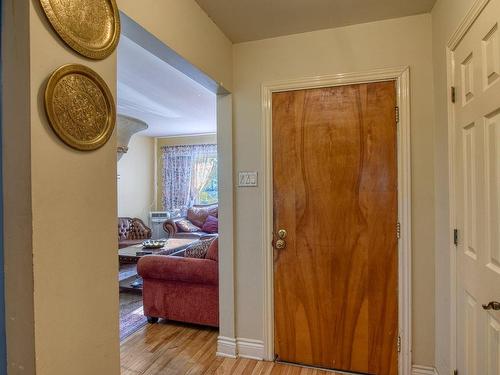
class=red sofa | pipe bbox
[137,238,219,327]
[163,204,218,239]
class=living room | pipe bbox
[115,27,219,340]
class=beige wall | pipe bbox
[431,0,475,374]
[4,0,120,374]
[233,14,436,366]
[117,135,155,223]
[118,0,233,91]
[155,134,217,210]
[3,1,35,373]
[157,134,217,147]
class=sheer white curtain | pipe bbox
[162,144,217,211]
[190,145,217,206]
[162,146,193,212]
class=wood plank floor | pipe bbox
[121,321,336,375]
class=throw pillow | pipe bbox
[176,219,200,233]
[201,215,218,234]
[206,237,218,261]
[187,205,218,228]
[184,238,213,259]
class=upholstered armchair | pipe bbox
[138,237,219,327]
[163,204,218,239]
[118,217,152,249]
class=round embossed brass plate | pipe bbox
[44,64,116,151]
[39,0,120,60]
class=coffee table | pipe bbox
[118,238,197,291]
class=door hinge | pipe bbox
[395,106,400,124]
[451,86,456,103]
[453,228,459,246]
[396,222,401,239]
[397,336,401,353]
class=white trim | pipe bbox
[236,338,265,360]
[217,337,265,360]
[412,365,439,375]
[446,47,458,375]
[216,93,236,345]
[397,67,413,375]
[216,336,237,358]
[261,66,412,375]
[261,66,410,93]
[447,0,491,50]
[446,0,491,371]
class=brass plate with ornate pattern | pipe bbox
[39,0,120,60]
[44,64,116,151]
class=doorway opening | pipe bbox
[115,12,233,368]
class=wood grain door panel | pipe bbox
[272,82,398,375]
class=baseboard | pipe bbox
[412,365,439,375]
[222,338,431,371]
[236,338,265,360]
[216,336,237,358]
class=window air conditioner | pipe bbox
[149,211,170,239]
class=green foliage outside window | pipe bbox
[198,157,218,205]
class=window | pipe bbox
[161,144,217,212]
[198,157,218,205]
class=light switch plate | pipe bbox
[238,171,258,187]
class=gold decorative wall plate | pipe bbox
[44,64,116,151]
[39,0,120,60]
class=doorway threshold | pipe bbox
[275,359,373,375]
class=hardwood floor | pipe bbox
[121,322,336,374]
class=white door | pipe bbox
[452,0,500,374]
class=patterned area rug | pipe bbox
[120,291,147,341]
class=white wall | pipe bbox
[117,135,155,223]
[431,0,475,374]
[233,14,436,366]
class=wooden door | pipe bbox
[452,0,500,373]
[272,82,398,375]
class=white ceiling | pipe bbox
[195,0,437,43]
[117,35,216,137]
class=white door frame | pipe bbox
[446,0,492,371]
[261,66,412,375]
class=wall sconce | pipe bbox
[117,114,148,161]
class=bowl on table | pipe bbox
[142,239,167,249]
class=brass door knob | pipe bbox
[275,239,286,250]
[482,301,500,311]
[277,229,287,239]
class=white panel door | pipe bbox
[453,0,500,374]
